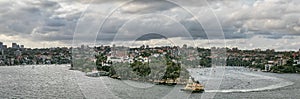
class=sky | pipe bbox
[0,0,300,51]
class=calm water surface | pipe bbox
[0,65,299,99]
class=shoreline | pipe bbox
[3,64,299,75]
[84,65,300,87]
[88,73,189,85]
[0,64,71,67]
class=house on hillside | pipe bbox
[264,61,274,71]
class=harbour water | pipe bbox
[0,65,299,99]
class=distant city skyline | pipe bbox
[1,40,299,52]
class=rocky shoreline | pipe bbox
[85,70,189,85]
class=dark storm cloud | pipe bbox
[97,14,208,41]
[135,33,168,41]
[95,0,210,42]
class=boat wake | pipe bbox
[190,68,294,93]
[205,81,294,93]
[207,72,294,93]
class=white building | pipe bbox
[107,56,123,63]
[277,58,287,66]
[134,56,150,63]
[264,61,274,71]
[293,60,300,66]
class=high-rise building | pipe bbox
[183,44,187,49]
[0,42,3,56]
[112,44,116,57]
[3,45,7,49]
[81,44,85,49]
[12,43,18,49]
[0,42,3,49]
[0,48,3,56]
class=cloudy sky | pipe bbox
[0,0,300,51]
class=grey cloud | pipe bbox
[119,0,177,14]
[96,1,210,42]
[0,0,83,43]
[1,0,300,47]
[45,18,66,27]
[135,33,167,41]
[212,0,300,39]
[97,14,207,41]
[91,0,300,42]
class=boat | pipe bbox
[86,68,109,77]
[110,74,121,80]
[165,78,176,85]
[181,77,204,93]
[153,79,166,85]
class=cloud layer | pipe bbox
[0,0,300,50]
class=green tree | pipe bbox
[95,53,108,71]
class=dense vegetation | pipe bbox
[95,51,190,81]
[271,59,300,73]
[73,46,300,77]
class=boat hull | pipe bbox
[180,89,204,93]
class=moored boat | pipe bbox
[181,77,204,93]
[86,69,109,77]
[110,74,121,80]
